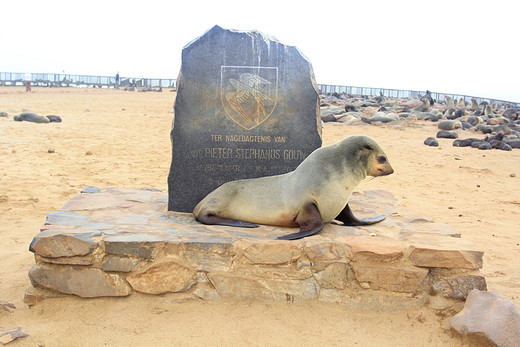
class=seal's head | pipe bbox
[343,135,393,178]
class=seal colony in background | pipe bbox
[194,135,394,240]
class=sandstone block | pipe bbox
[29,230,99,258]
[29,263,131,297]
[61,192,119,211]
[102,256,139,272]
[451,290,520,346]
[304,241,350,261]
[345,235,403,262]
[431,270,487,300]
[126,261,196,294]
[23,285,63,306]
[313,262,348,289]
[103,233,164,259]
[45,211,87,226]
[36,254,95,266]
[408,245,483,269]
[184,241,233,271]
[208,272,319,302]
[242,241,302,265]
[193,283,221,301]
[353,264,428,293]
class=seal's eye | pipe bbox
[363,145,373,151]
[377,155,387,164]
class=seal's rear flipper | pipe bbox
[277,226,322,240]
[335,203,386,226]
[278,203,324,240]
[196,214,259,228]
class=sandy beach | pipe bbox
[1,87,519,346]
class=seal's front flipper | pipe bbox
[335,203,386,226]
[278,203,324,240]
[196,213,259,228]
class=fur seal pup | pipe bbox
[437,130,458,139]
[46,115,62,122]
[444,108,455,119]
[193,135,394,240]
[424,137,439,147]
[453,138,483,147]
[13,112,50,123]
[478,142,492,150]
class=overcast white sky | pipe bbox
[2,0,518,102]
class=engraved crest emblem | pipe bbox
[221,66,278,130]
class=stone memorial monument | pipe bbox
[168,25,322,212]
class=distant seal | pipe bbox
[461,121,473,129]
[437,130,458,139]
[438,120,462,130]
[467,116,480,126]
[412,111,441,121]
[477,124,512,135]
[445,96,455,110]
[0,111,7,117]
[413,98,430,112]
[345,104,359,112]
[505,139,520,148]
[13,112,50,123]
[471,98,480,111]
[193,135,394,240]
[453,138,483,147]
[492,141,512,151]
[443,108,455,119]
[424,137,439,147]
[502,108,518,120]
[46,115,62,123]
[361,112,398,124]
[484,104,495,117]
[478,142,492,150]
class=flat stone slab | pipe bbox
[27,187,485,310]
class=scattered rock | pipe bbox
[47,148,55,153]
[0,327,29,345]
[0,301,15,313]
[451,290,520,346]
[81,186,101,193]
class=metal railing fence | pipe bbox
[1,72,517,106]
[0,72,177,89]
[317,84,519,107]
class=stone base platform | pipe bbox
[26,187,486,311]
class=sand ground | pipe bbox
[1,87,518,346]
